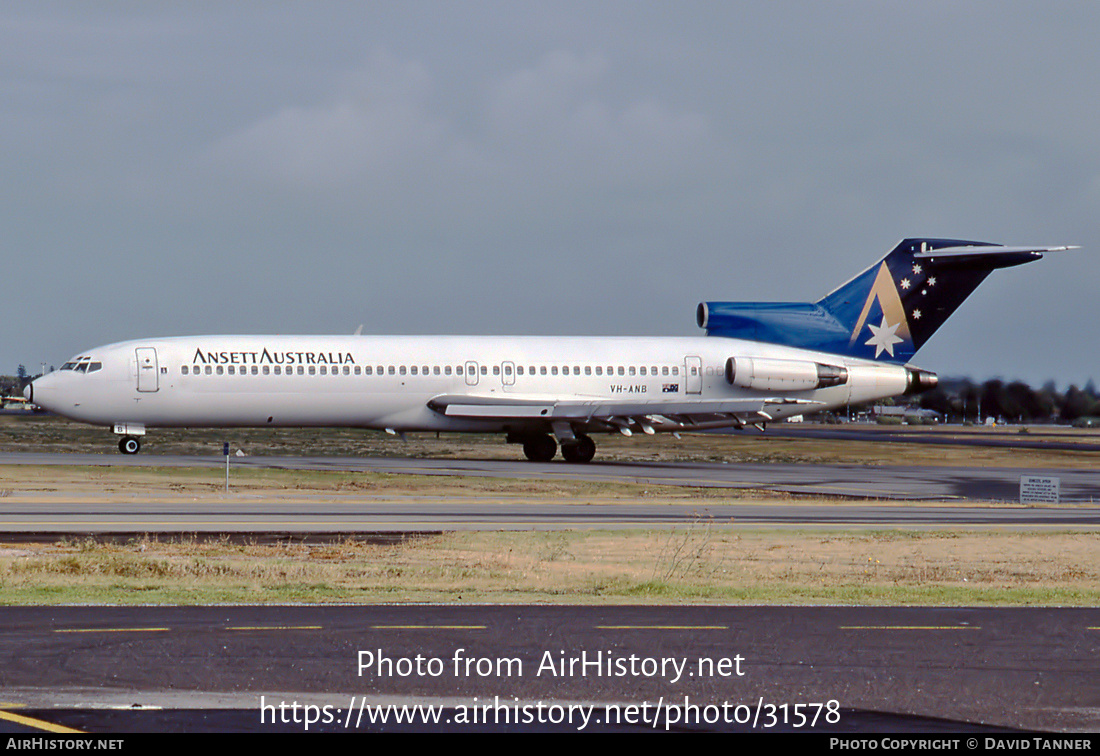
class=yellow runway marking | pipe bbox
[227,626,323,631]
[0,710,84,734]
[840,626,980,631]
[54,627,170,634]
[370,625,485,630]
[596,625,728,630]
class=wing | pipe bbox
[427,394,822,434]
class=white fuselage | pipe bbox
[29,334,913,435]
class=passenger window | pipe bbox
[493,365,500,376]
[399,366,407,375]
[354,366,361,375]
[274,366,281,375]
[215,366,224,375]
[444,366,451,375]
[639,367,646,376]
[618,366,625,376]
[182,366,189,375]
[263,366,270,375]
[629,367,636,376]
[297,366,304,375]
[573,366,580,375]
[480,366,487,375]
[410,366,418,375]
[662,366,669,376]
[228,366,236,375]
[672,367,679,376]
[595,366,602,376]
[584,366,591,375]
[456,365,463,375]
[434,366,440,375]
[516,366,523,376]
[540,366,547,375]
[551,366,558,375]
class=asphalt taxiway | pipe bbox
[4,451,1100,502]
[2,451,1099,536]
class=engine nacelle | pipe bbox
[725,357,848,392]
[904,367,939,395]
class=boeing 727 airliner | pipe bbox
[26,238,1075,461]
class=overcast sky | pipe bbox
[3,2,1097,386]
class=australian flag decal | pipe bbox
[662,383,679,393]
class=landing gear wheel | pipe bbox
[118,436,141,455]
[561,434,596,463]
[522,434,557,462]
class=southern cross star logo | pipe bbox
[865,316,904,358]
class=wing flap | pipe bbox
[429,395,822,428]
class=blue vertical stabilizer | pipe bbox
[698,238,1063,363]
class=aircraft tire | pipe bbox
[561,434,596,463]
[118,436,141,455]
[522,435,557,462]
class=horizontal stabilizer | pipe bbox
[913,244,1079,260]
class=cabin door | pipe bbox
[135,347,159,392]
[685,355,702,395]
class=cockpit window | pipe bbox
[62,356,100,374]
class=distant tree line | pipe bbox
[913,378,1100,424]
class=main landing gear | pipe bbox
[515,433,596,463]
[118,436,141,454]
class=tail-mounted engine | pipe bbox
[725,357,848,392]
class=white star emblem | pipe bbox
[900,278,911,290]
[912,264,922,275]
[927,276,936,287]
[865,316,904,358]
[913,309,922,320]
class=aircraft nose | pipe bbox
[23,382,32,403]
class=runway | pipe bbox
[2,500,1100,537]
[1,605,1097,733]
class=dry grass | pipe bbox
[2,530,1098,605]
